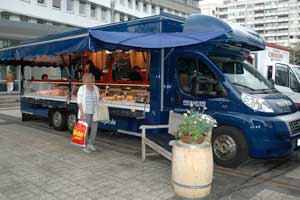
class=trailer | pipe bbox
[1,13,300,168]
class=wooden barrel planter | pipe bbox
[172,140,213,199]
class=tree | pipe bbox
[289,44,300,65]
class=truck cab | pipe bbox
[164,15,300,167]
[251,43,300,107]
[270,63,300,107]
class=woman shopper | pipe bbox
[77,73,100,153]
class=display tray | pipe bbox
[22,94,150,112]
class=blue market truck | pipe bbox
[1,13,300,168]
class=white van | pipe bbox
[251,43,300,107]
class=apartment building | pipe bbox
[199,0,222,16]
[200,0,299,47]
[0,0,201,47]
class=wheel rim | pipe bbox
[67,113,77,130]
[53,111,62,127]
[213,135,237,161]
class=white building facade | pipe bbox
[199,0,222,16]
[200,0,299,47]
[0,0,200,29]
[0,0,200,47]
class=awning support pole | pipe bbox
[68,54,72,103]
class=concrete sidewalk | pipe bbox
[0,111,300,200]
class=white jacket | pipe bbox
[77,84,100,119]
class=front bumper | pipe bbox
[245,111,300,158]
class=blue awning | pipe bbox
[0,14,265,61]
[0,47,16,60]
[15,36,89,59]
[0,30,228,60]
[89,30,227,49]
[0,35,89,60]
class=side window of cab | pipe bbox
[290,70,300,92]
[176,57,227,97]
[275,64,289,87]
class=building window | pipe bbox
[20,15,29,22]
[135,1,138,10]
[143,3,147,12]
[37,0,45,4]
[128,0,132,8]
[101,7,106,20]
[66,0,73,11]
[79,1,86,15]
[37,19,46,24]
[236,18,245,23]
[119,0,125,6]
[53,0,61,9]
[1,13,10,21]
[152,5,155,14]
[219,14,228,19]
[91,4,96,18]
[120,13,124,21]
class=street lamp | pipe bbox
[110,0,116,23]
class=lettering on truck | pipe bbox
[183,100,206,107]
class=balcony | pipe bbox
[278,25,289,29]
[264,26,278,30]
[277,32,289,36]
[217,10,228,15]
[264,4,278,9]
[254,27,265,31]
[254,6,265,11]
[264,32,278,36]
[254,13,265,17]
[264,12,279,17]
[277,18,289,23]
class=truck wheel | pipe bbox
[212,126,249,168]
[67,112,77,133]
[51,110,67,131]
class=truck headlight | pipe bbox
[241,93,274,113]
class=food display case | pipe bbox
[19,48,152,133]
[22,80,150,118]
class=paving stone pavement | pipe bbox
[0,111,300,200]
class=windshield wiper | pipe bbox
[232,82,255,91]
[255,88,277,94]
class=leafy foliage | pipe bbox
[290,44,300,65]
[176,107,217,141]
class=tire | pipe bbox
[212,126,249,168]
[67,112,77,133]
[51,110,67,131]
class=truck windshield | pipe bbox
[210,57,275,94]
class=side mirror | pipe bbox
[269,78,275,86]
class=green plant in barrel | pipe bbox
[176,106,217,144]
